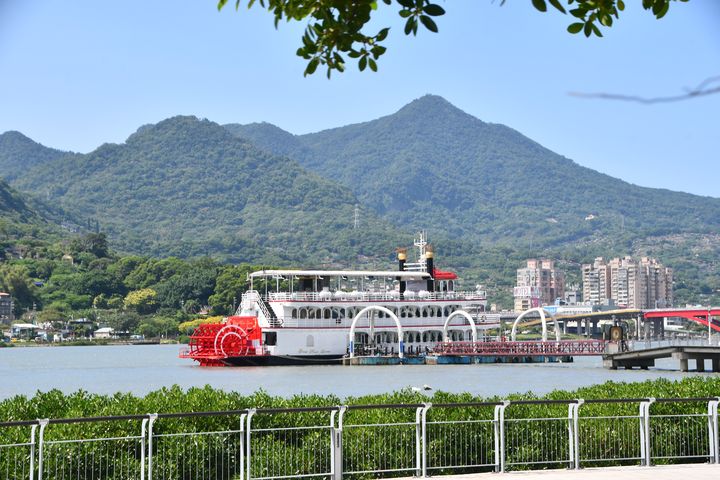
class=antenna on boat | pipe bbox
[414,231,427,268]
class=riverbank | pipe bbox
[0,338,175,348]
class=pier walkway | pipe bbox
[392,464,719,480]
[603,344,720,371]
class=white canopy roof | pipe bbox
[249,269,430,279]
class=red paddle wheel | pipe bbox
[180,316,263,366]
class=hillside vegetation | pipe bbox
[2,97,719,307]
[10,116,404,263]
[0,179,67,254]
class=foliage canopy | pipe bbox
[218,0,688,76]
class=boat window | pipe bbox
[323,308,331,319]
[291,308,297,319]
[263,332,277,346]
[299,308,307,319]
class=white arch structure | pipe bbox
[510,307,561,342]
[349,306,403,358]
[442,310,478,343]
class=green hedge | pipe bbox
[1,377,719,479]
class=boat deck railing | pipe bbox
[265,290,487,303]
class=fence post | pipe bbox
[568,400,583,470]
[36,419,48,480]
[639,399,655,466]
[239,413,247,480]
[140,418,148,480]
[709,398,719,464]
[331,406,346,480]
[28,424,37,480]
[421,403,431,477]
[246,409,256,480]
[493,401,509,473]
[415,406,423,477]
[146,414,157,480]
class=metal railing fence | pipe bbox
[1,397,719,479]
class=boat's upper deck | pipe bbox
[248,269,486,302]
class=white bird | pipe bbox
[411,384,433,392]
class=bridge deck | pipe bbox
[604,345,720,371]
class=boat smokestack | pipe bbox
[397,248,407,299]
[425,245,435,292]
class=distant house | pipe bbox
[10,323,39,340]
[68,318,96,338]
[94,327,115,339]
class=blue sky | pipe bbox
[1,0,718,197]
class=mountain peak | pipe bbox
[126,115,236,148]
[0,130,68,182]
[1,130,32,142]
[395,94,480,124]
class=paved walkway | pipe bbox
[392,464,719,480]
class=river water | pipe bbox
[0,344,716,401]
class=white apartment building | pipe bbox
[582,256,672,309]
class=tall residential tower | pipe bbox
[582,256,672,309]
[514,259,565,311]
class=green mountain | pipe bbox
[0,131,68,182]
[226,95,720,247]
[10,116,404,263]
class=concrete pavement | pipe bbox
[392,464,719,480]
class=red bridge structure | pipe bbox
[644,307,720,332]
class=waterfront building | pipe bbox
[10,323,39,340]
[514,259,565,311]
[582,256,672,309]
[0,292,13,324]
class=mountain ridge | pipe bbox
[224,94,720,246]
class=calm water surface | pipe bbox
[0,344,716,400]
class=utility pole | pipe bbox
[709,306,713,346]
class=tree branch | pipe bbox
[569,76,720,104]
